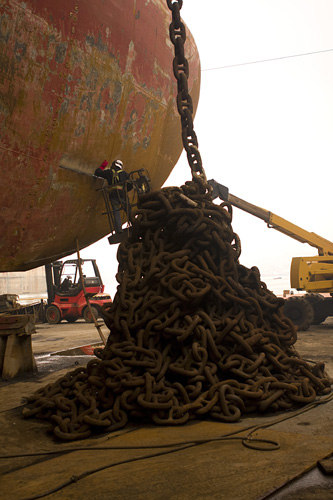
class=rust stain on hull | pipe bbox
[0,0,200,271]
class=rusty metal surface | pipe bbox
[23,180,332,441]
[0,0,200,271]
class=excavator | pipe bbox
[209,179,333,331]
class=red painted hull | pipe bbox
[0,0,200,271]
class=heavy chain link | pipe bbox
[24,180,332,440]
[167,0,208,187]
[22,2,332,441]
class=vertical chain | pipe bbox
[167,0,208,188]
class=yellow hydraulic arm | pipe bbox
[209,179,333,293]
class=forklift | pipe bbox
[44,259,112,324]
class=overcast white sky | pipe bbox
[81,0,333,297]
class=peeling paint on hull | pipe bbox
[0,0,200,271]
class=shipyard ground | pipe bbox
[1,320,333,500]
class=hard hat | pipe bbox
[114,160,123,168]
[100,160,108,169]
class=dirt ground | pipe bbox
[0,318,333,500]
[31,318,108,356]
[292,317,333,374]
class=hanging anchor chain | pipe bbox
[167,0,208,189]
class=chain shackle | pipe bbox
[167,0,183,12]
[167,0,208,186]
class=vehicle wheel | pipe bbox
[283,296,314,331]
[66,316,77,323]
[46,305,61,324]
[303,293,325,304]
[303,293,327,324]
[83,306,99,323]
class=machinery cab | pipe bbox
[55,259,103,296]
[45,259,112,324]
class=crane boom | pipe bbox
[209,179,333,257]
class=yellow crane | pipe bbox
[209,179,333,330]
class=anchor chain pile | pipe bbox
[24,180,332,440]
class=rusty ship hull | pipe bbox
[0,0,200,272]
